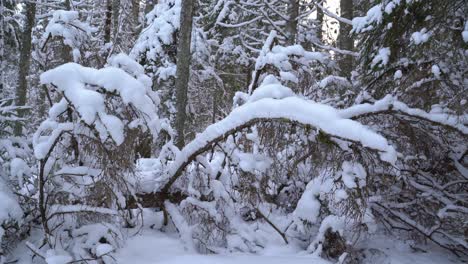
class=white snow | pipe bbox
[411,29,431,45]
[248,31,325,93]
[100,113,125,145]
[371,47,391,68]
[108,53,146,77]
[294,177,333,223]
[9,158,30,186]
[130,0,181,80]
[335,189,348,201]
[237,152,272,173]
[45,250,73,264]
[39,57,162,147]
[43,10,96,62]
[308,215,345,254]
[48,98,68,119]
[462,22,468,42]
[248,75,295,102]
[280,71,299,83]
[340,161,367,189]
[319,76,351,89]
[136,158,165,193]
[157,92,398,192]
[340,95,468,135]
[96,243,114,257]
[33,121,74,159]
[352,4,383,33]
[48,204,118,218]
[431,65,441,78]
[356,235,460,264]
[11,228,458,264]
[384,0,401,14]
[115,229,331,264]
[0,178,23,239]
[394,70,403,80]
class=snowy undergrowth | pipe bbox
[9,208,459,264]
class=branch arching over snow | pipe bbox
[156,96,397,194]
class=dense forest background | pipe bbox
[0,0,467,263]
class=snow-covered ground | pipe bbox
[9,226,460,264]
[115,229,330,264]
[114,229,459,264]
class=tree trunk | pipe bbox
[316,0,324,43]
[112,0,121,44]
[14,1,36,135]
[104,0,112,43]
[0,0,5,97]
[286,0,299,45]
[64,0,72,10]
[174,0,194,148]
[338,0,354,77]
[145,0,157,14]
[62,0,74,62]
[131,0,141,37]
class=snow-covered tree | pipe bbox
[0,0,466,263]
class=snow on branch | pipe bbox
[39,56,162,147]
[217,16,262,28]
[340,95,468,135]
[247,31,326,93]
[47,204,119,219]
[130,0,181,80]
[315,2,352,26]
[41,10,96,61]
[351,1,403,34]
[0,98,29,123]
[311,42,359,57]
[33,121,74,160]
[156,79,397,193]
[351,4,383,33]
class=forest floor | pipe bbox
[10,225,461,264]
[114,228,459,264]
[115,229,329,264]
[9,209,461,264]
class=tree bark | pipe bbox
[145,0,158,15]
[64,0,72,10]
[286,0,299,45]
[316,0,324,43]
[338,0,354,77]
[0,0,5,97]
[14,1,36,135]
[104,0,112,43]
[131,0,141,37]
[112,0,121,43]
[174,0,194,148]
